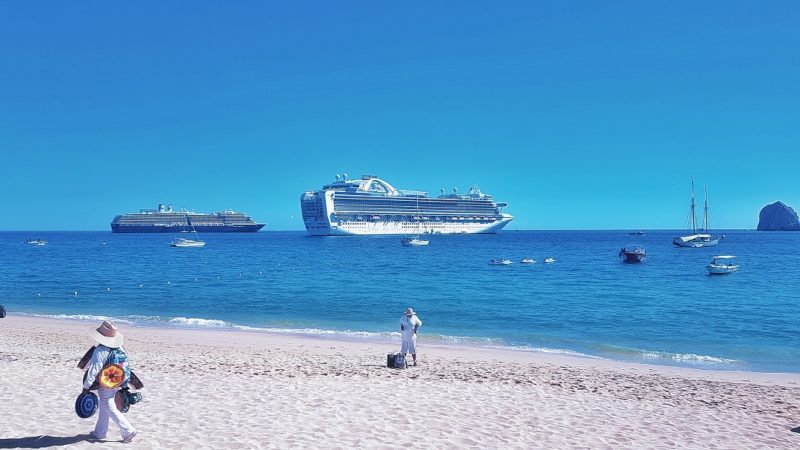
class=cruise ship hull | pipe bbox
[111,224,264,233]
[305,217,512,236]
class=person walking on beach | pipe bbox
[83,321,137,443]
[400,308,422,366]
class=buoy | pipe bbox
[74,291,78,297]
[107,288,111,291]
[139,284,143,288]
[37,293,42,297]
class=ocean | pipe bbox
[2,230,798,373]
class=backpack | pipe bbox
[79,346,144,390]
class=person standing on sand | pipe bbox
[83,321,137,443]
[400,307,422,366]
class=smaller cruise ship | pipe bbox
[111,204,264,233]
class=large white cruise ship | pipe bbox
[301,174,513,236]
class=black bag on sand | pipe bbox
[387,352,407,369]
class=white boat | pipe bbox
[489,259,513,265]
[673,178,724,248]
[401,237,429,246]
[401,195,430,246]
[707,255,739,275]
[27,238,47,246]
[520,258,536,264]
[170,214,205,248]
[169,238,206,248]
[543,257,556,264]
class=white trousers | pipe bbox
[94,388,135,439]
[401,334,417,354]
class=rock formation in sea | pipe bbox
[757,201,800,231]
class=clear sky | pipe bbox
[1,1,798,231]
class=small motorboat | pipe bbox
[520,258,536,264]
[489,259,513,265]
[619,246,646,263]
[629,230,645,236]
[543,257,556,264]
[169,238,206,248]
[401,237,429,246]
[707,255,739,275]
[27,238,47,246]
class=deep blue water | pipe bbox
[2,230,799,372]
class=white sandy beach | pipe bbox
[1,315,799,449]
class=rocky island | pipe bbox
[757,201,800,231]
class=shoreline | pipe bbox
[2,315,799,448]
[9,314,800,385]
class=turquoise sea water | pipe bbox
[2,230,798,372]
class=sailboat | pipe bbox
[170,213,206,248]
[401,195,429,246]
[672,177,723,248]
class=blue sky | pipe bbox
[1,1,798,230]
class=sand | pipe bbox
[1,315,799,449]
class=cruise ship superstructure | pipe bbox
[111,204,264,233]
[301,175,513,236]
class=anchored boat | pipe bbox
[619,246,646,263]
[673,178,724,248]
[707,255,739,275]
[489,259,513,265]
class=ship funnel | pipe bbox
[335,174,341,181]
[343,173,349,181]
[158,203,164,212]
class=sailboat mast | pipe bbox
[416,195,421,238]
[703,185,709,232]
[690,177,697,234]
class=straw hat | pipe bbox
[404,307,415,316]
[88,320,124,348]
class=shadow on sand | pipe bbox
[0,434,91,449]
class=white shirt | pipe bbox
[400,315,422,339]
